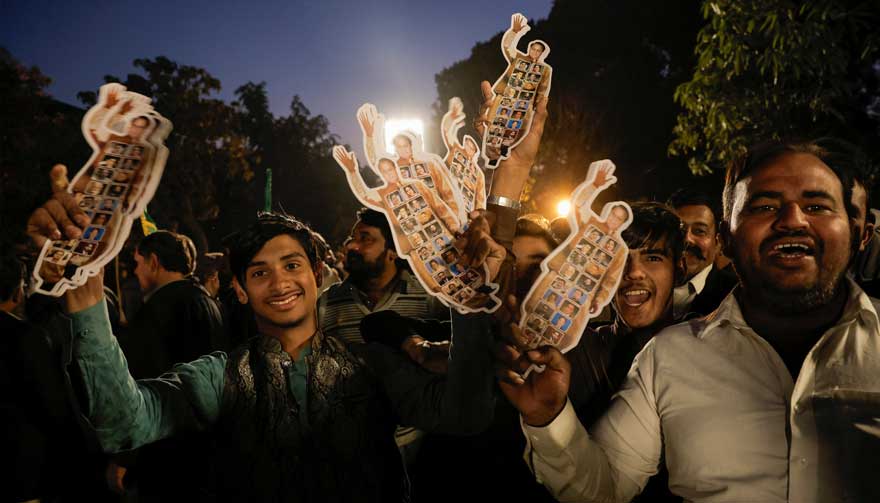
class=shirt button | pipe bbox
[800,457,808,465]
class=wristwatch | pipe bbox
[487,194,522,210]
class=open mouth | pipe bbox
[621,288,651,307]
[767,241,815,260]
[267,291,302,309]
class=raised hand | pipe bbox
[455,210,506,282]
[332,146,358,174]
[26,164,90,249]
[590,160,617,189]
[357,104,377,138]
[511,13,528,33]
[496,333,571,427]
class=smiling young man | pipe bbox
[499,139,880,503]
[36,208,497,503]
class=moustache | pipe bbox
[684,244,705,261]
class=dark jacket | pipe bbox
[686,265,738,318]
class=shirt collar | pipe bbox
[689,264,713,294]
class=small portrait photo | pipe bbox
[504,87,517,99]
[400,166,412,179]
[85,180,105,196]
[577,274,597,292]
[109,142,127,155]
[493,116,508,127]
[394,205,410,221]
[416,209,433,225]
[106,184,127,198]
[441,248,460,265]
[536,302,554,320]
[518,91,535,100]
[511,110,525,120]
[489,126,503,137]
[432,234,450,252]
[523,328,540,346]
[500,98,513,107]
[408,231,427,248]
[121,158,139,171]
[522,81,536,91]
[532,64,544,74]
[94,167,114,180]
[462,269,482,287]
[443,280,463,296]
[551,313,572,332]
[100,156,119,168]
[550,276,567,292]
[402,184,418,201]
[112,170,132,183]
[585,262,605,278]
[569,287,589,305]
[448,262,465,277]
[543,289,563,307]
[526,315,546,333]
[507,77,522,88]
[512,71,524,80]
[450,162,462,177]
[81,226,105,242]
[454,289,473,303]
[489,136,503,148]
[128,145,144,159]
[414,163,429,177]
[408,196,427,212]
[400,218,418,235]
[586,226,604,243]
[542,326,564,345]
[603,239,618,253]
[502,137,516,146]
[386,191,404,207]
[593,249,613,267]
[506,119,523,130]
[417,246,433,261]
[503,129,518,140]
[433,269,451,286]
[567,251,588,267]
[69,253,91,266]
[423,177,435,189]
[514,100,529,111]
[99,198,120,212]
[46,247,71,265]
[527,73,541,83]
[496,107,512,117]
[427,257,446,274]
[559,300,579,318]
[74,241,98,256]
[425,222,442,238]
[560,263,579,281]
[56,238,78,251]
[516,60,530,71]
[79,196,97,210]
[575,238,595,255]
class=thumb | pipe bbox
[50,164,70,193]
[526,346,568,371]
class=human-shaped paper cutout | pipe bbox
[333,105,500,314]
[482,13,552,166]
[357,104,467,223]
[32,83,171,296]
[440,97,487,215]
[518,160,631,353]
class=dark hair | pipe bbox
[529,41,546,51]
[516,214,558,250]
[356,208,394,251]
[722,138,866,223]
[622,202,685,267]
[227,212,322,286]
[667,188,721,230]
[0,252,25,301]
[136,231,197,276]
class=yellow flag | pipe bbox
[140,210,158,235]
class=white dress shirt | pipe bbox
[522,278,880,502]
[673,264,712,318]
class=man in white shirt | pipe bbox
[497,138,880,503]
[667,189,737,318]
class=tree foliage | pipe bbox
[671,0,880,175]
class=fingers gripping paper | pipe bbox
[481,13,551,166]
[334,104,499,314]
[32,83,172,296]
[518,160,632,353]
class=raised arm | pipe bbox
[357,104,386,168]
[573,161,618,227]
[440,97,465,158]
[501,13,529,62]
[333,146,383,208]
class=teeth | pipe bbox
[269,293,300,306]
[624,289,648,296]
[773,243,810,252]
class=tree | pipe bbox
[671,0,880,175]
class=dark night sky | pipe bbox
[2,0,553,149]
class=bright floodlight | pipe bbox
[384,118,425,154]
[557,199,571,217]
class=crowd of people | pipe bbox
[3,78,879,503]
